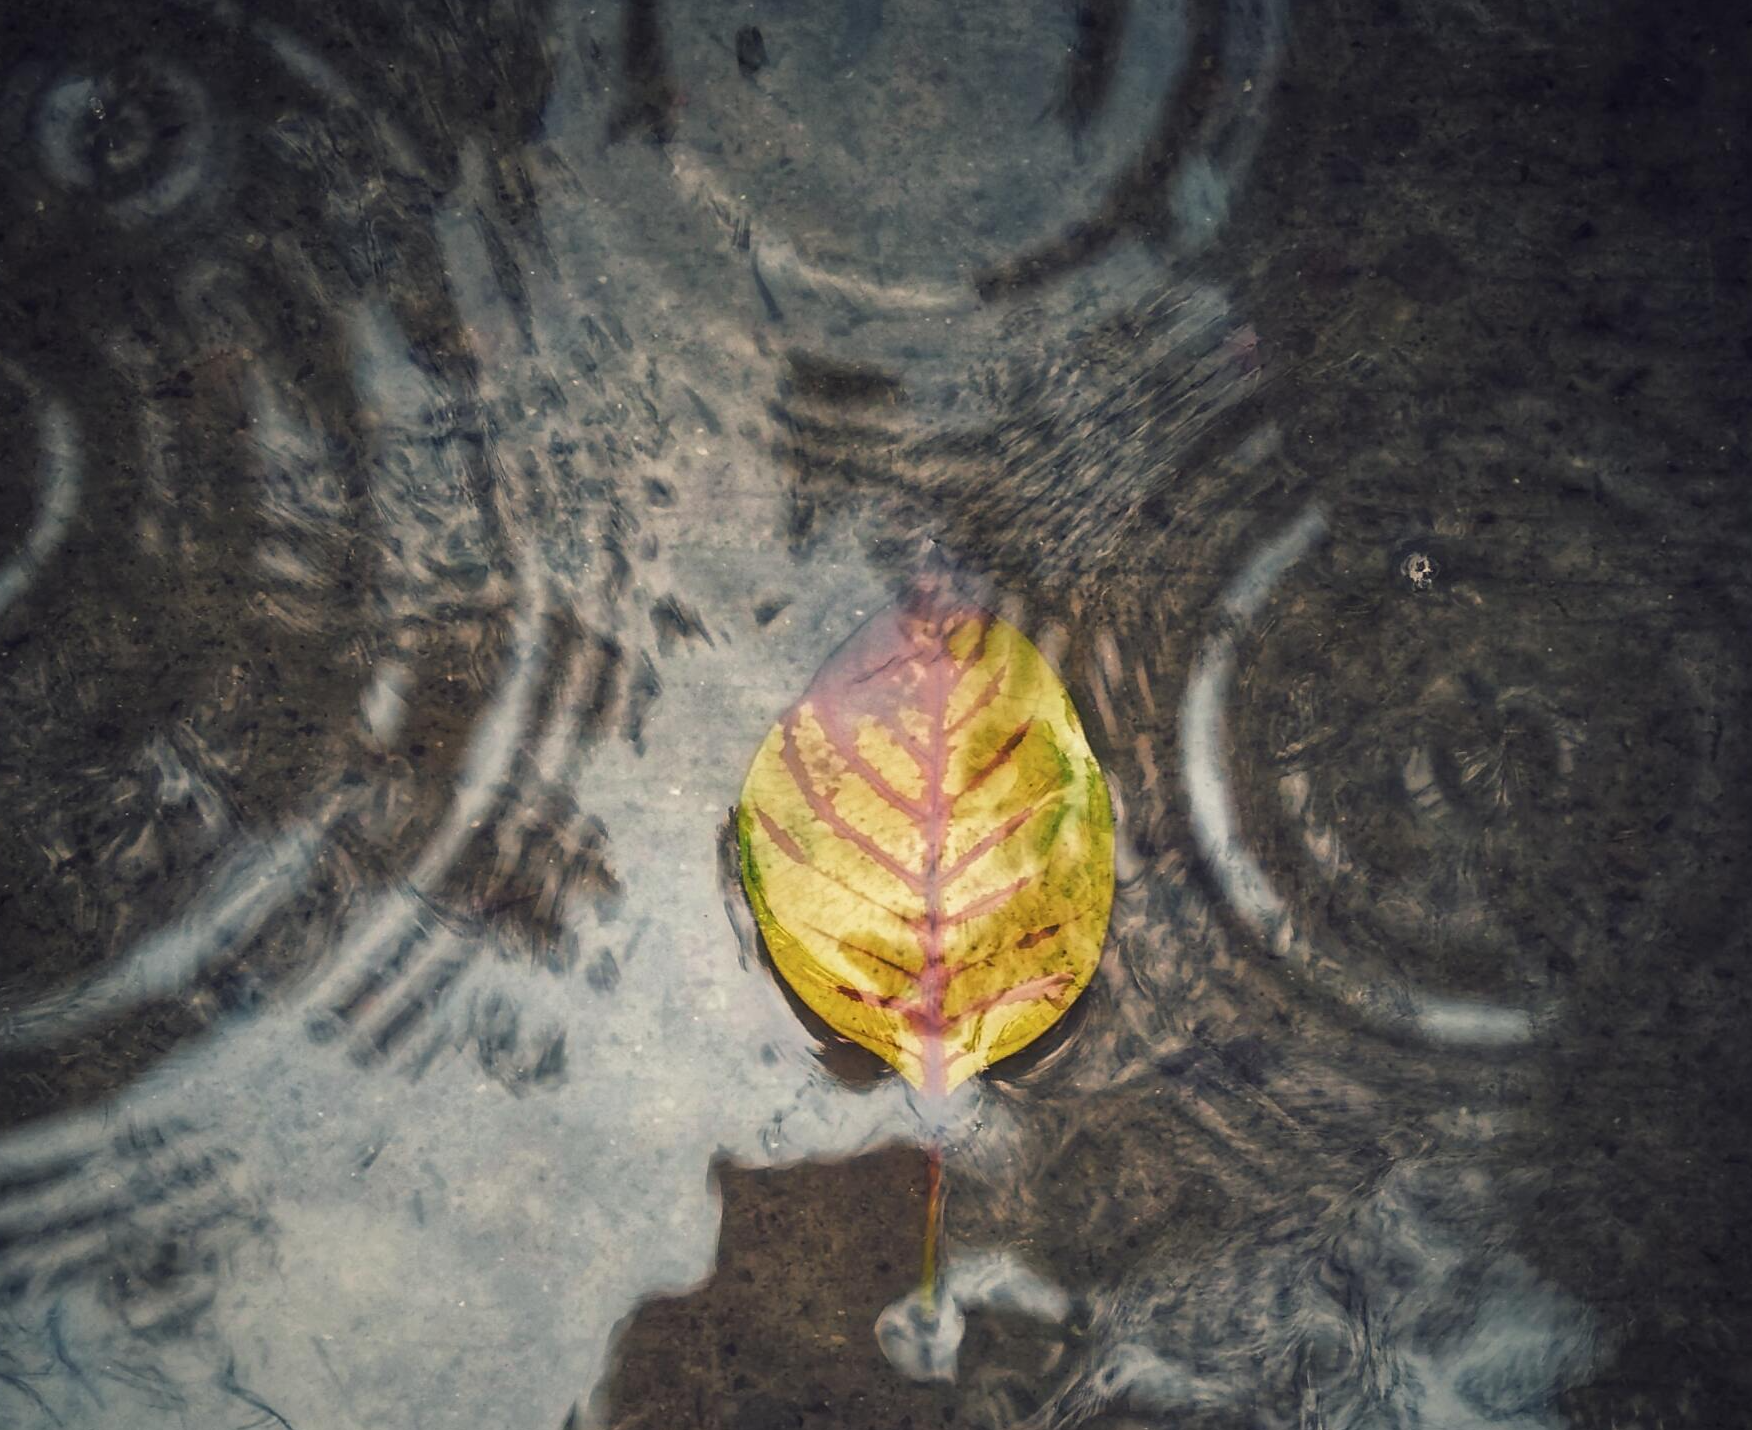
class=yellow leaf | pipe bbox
[738,588,1114,1095]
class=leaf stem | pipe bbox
[920,1143,945,1311]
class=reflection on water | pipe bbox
[1,0,1747,1427]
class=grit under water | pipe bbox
[0,1,1747,1427]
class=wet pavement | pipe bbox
[1,0,1748,1426]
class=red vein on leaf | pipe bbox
[941,874,1033,928]
[940,917,1077,984]
[956,720,1032,801]
[815,708,929,826]
[753,805,919,926]
[946,663,1008,737]
[947,616,991,675]
[917,620,955,1098]
[835,983,916,1012]
[946,971,1074,1026]
[941,803,1041,885]
[755,809,807,865]
[879,714,934,775]
[780,715,926,894]
[798,919,917,977]
[849,646,923,690]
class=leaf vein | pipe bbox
[753,805,920,927]
[798,919,919,980]
[818,716,928,827]
[941,802,1042,884]
[946,661,1007,736]
[781,716,926,893]
[956,719,1032,801]
[942,874,1033,928]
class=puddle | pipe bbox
[0,1,1747,1428]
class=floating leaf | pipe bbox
[737,586,1114,1097]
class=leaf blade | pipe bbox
[739,595,1114,1094]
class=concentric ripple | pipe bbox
[33,56,217,225]
[2,3,1716,1429]
[1181,498,1744,1055]
[0,363,80,620]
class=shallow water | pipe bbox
[1,1,1747,1427]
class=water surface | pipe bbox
[1,0,1747,1426]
